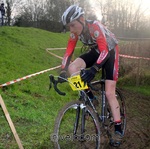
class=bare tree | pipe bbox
[5,0,24,25]
[22,0,46,27]
[95,0,150,37]
[44,0,72,22]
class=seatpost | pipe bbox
[101,67,105,80]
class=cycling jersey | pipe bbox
[61,20,118,72]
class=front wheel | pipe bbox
[52,100,101,149]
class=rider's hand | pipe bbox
[80,66,98,84]
[58,70,67,83]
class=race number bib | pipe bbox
[68,75,88,91]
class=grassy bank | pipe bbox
[0,26,78,148]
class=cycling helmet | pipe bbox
[62,5,84,25]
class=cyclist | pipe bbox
[59,5,123,146]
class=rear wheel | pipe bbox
[52,100,101,149]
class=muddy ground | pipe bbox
[51,88,150,149]
[101,89,150,149]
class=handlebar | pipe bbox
[49,73,99,96]
[49,75,66,96]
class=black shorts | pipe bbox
[79,46,119,81]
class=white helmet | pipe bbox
[62,5,84,25]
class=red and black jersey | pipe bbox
[61,20,118,70]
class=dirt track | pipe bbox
[50,89,150,149]
[108,89,150,149]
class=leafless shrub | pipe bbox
[118,40,150,85]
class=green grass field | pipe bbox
[0,26,149,148]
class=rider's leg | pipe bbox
[105,80,123,148]
[105,80,122,133]
[68,57,86,76]
[104,47,123,146]
[103,45,122,131]
[105,80,121,122]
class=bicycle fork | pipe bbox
[73,106,80,138]
[73,104,86,142]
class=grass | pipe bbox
[0,26,80,148]
[0,26,149,148]
[122,85,150,96]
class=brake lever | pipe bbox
[49,75,54,90]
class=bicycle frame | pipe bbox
[90,68,109,124]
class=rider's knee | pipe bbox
[105,91,115,101]
[68,63,78,75]
[68,58,86,76]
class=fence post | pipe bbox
[0,95,24,149]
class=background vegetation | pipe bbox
[1,0,150,37]
[0,26,149,148]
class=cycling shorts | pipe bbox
[79,46,119,81]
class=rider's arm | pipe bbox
[61,33,78,70]
[91,22,110,70]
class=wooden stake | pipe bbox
[0,95,24,149]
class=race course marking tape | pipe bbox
[119,54,150,60]
[0,65,61,88]
[46,47,150,61]
[0,47,149,88]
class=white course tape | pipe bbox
[0,65,61,88]
[119,54,150,60]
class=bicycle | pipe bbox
[49,68,126,149]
